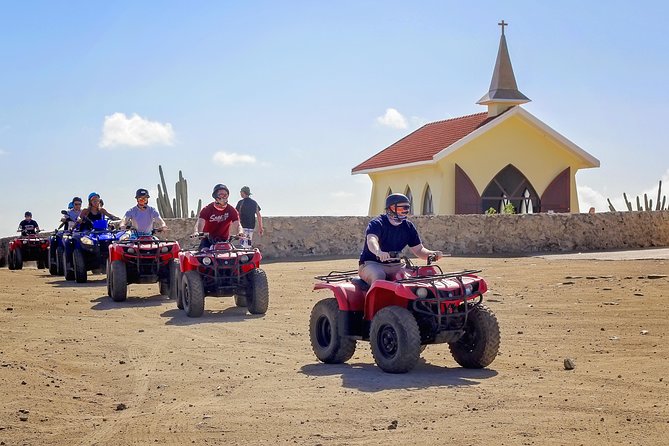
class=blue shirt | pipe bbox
[359,214,421,264]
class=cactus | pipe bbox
[608,181,667,213]
[157,165,201,219]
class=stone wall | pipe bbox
[2,211,668,265]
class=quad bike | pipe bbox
[106,228,180,302]
[173,233,268,317]
[48,210,73,276]
[309,254,500,374]
[64,218,124,283]
[7,230,50,270]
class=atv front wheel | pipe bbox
[73,250,87,283]
[370,306,421,373]
[7,251,15,270]
[309,298,356,364]
[182,271,205,317]
[245,268,269,315]
[109,260,128,302]
[448,304,500,368]
[13,249,23,270]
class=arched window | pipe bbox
[422,185,434,215]
[404,186,413,214]
[481,164,539,214]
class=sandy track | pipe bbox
[1,256,668,445]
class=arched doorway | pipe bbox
[481,164,539,213]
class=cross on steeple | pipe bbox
[498,20,508,36]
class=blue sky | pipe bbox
[1,1,668,236]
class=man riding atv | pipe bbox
[120,188,167,237]
[18,211,41,236]
[359,193,443,285]
[194,184,244,248]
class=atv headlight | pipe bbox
[239,254,249,263]
[81,236,94,246]
[22,240,27,244]
[464,284,473,295]
[127,248,136,254]
[415,287,429,299]
[202,257,212,266]
[160,246,170,253]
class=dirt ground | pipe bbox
[0,255,668,446]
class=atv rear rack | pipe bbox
[315,270,359,283]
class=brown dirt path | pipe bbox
[0,256,668,445]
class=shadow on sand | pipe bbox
[160,306,264,326]
[300,360,497,392]
[90,294,170,310]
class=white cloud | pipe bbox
[376,108,408,129]
[577,185,611,212]
[212,151,256,166]
[99,112,175,148]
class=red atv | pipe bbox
[7,231,50,270]
[173,233,268,317]
[106,229,180,302]
[309,255,500,373]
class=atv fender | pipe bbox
[314,282,365,312]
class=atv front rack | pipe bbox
[397,269,481,284]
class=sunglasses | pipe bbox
[73,202,82,206]
[216,194,229,199]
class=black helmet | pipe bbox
[25,211,32,217]
[385,193,410,209]
[212,184,230,199]
[135,188,150,199]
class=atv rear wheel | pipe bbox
[7,251,15,270]
[56,246,64,275]
[370,306,421,373]
[159,259,175,297]
[169,261,183,308]
[109,260,128,302]
[448,304,500,368]
[245,268,269,315]
[63,250,74,281]
[233,294,247,307]
[48,244,58,275]
[309,298,356,364]
[182,271,205,317]
[73,250,87,283]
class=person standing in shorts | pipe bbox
[235,186,263,249]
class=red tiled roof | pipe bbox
[352,112,497,173]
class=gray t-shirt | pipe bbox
[123,206,161,234]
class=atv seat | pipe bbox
[350,277,370,292]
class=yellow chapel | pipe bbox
[352,22,600,215]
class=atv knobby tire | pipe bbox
[48,244,58,275]
[370,306,421,373]
[309,298,356,364]
[182,271,205,317]
[448,304,500,368]
[109,260,128,302]
[245,268,269,315]
[7,251,16,270]
[169,261,183,309]
[13,249,23,270]
[73,250,87,283]
[233,294,247,308]
[159,259,174,297]
[63,250,74,281]
[56,246,64,276]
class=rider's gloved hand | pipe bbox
[377,251,391,262]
